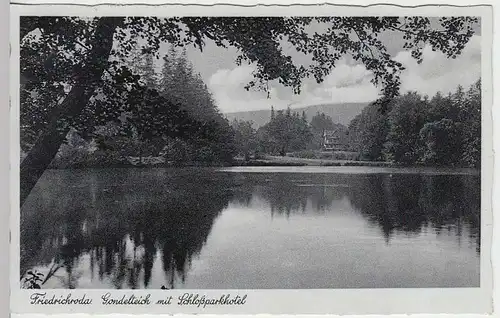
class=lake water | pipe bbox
[20,167,480,289]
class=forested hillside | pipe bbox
[225,102,368,128]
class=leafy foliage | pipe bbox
[21,16,478,147]
[347,80,481,167]
[232,120,258,161]
[45,47,237,167]
[20,16,479,205]
[348,104,389,161]
[257,107,313,156]
[384,92,429,164]
[21,270,44,289]
[420,118,462,165]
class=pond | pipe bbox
[20,167,481,289]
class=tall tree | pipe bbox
[157,48,235,164]
[127,49,161,164]
[419,118,462,166]
[348,104,389,160]
[232,120,257,161]
[384,92,428,164]
[460,80,481,167]
[310,112,336,149]
[261,108,312,156]
[20,17,122,204]
[347,80,481,167]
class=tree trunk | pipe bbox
[20,17,122,207]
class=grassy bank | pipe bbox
[45,152,394,169]
[259,155,393,167]
[47,155,390,168]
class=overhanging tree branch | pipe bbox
[20,17,123,207]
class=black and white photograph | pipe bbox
[10,2,494,314]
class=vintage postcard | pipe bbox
[10,1,494,315]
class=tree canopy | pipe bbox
[347,80,481,167]
[257,108,312,156]
[20,16,479,205]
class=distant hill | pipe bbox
[224,102,369,128]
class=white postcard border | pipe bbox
[9,2,495,315]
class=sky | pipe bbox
[153,20,482,114]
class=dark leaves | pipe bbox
[21,269,45,289]
[20,16,478,152]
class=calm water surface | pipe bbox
[21,167,480,289]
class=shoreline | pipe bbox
[253,155,393,167]
[43,155,480,172]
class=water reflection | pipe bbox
[233,173,479,250]
[21,168,480,289]
[349,174,480,250]
[21,169,235,289]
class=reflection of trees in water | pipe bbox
[347,174,480,251]
[21,170,235,289]
[234,173,347,217]
[232,187,254,207]
[232,172,480,252]
[21,170,481,288]
[347,175,428,241]
[262,181,308,218]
